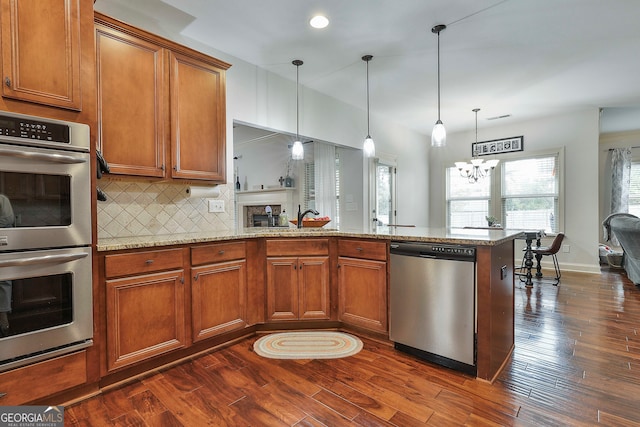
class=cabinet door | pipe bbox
[299,256,330,320]
[106,270,186,371]
[169,51,226,181]
[0,0,81,110]
[338,257,388,333]
[192,260,247,342]
[95,23,167,177]
[266,257,298,321]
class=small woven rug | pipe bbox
[253,331,363,360]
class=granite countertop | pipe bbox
[97,226,523,252]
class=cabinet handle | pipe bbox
[145,259,154,264]
[194,273,199,281]
[337,264,341,268]
[356,247,363,251]
[293,264,297,270]
[4,77,10,87]
[218,250,225,255]
[0,392,6,399]
[180,277,184,284]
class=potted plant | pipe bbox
[485,216,498,227]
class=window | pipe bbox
[303,150,341,227]
[446,149,563,233]
[501,154,559,233]
[446,167,492,228]
[630,163,640,217]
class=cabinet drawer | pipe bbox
[0,351,87,405]
[191,241,246,266]
[266,238,329,256]
[338,239,387,261]
[105,248,184,278]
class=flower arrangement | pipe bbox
[485,216,498,226]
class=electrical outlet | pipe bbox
[562,244,570,253]
[208,199,225,213]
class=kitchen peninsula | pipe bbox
[97,226,519,384]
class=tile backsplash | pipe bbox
[97,180,235,239]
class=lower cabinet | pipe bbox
[191,242,248,341]
[266,256,330,321]
[266,238,330,321]
[104,249,187,371]
[338,239,388,333]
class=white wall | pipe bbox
[429,108,601,273]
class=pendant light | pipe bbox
[454,108,499,183]
[291,59,304,160]
[431,24,447,147]
[362,54,375,158]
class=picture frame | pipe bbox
[472,136,524,157]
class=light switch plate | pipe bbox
[208,199,225,213]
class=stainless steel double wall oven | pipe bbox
[0,111,93,371]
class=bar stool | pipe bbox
[521,233,564,285]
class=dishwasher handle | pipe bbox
[391,241,476,261]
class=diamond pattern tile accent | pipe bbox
[97,180,235,239]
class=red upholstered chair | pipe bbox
[531,233,565,285]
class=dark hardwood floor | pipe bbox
[66,268,640,426]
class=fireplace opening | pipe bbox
[245,205,283,227]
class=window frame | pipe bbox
[446,147,565,234]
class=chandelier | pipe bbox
[454,108,499,183]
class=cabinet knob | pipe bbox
[356,247,363,251]
[145,259,154,264]
[218,250,225,255]
[4,77,10,87]
[0,392,6,399]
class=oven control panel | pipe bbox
[0,114,70,143]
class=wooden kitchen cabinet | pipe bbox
[95,21,166,177]
[191,242,248,342]
[266,239,330,321]
[169,52,226,181]
[104,248,187,371]
[95,13,229,182]
[337,239,388,333]
[1,0,82,110]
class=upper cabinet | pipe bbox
[1,0,82,111]
[95,13,230,182]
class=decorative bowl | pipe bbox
[289,219,331,228]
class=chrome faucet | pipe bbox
[297,205,319,228]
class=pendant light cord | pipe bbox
[436,30,441,121]
[366,57,371,136]
[296,62,300,140]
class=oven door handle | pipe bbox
[0,252,88,267]
[0,147,88,164]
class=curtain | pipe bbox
[610,147,631,245]
[313,142,337,223]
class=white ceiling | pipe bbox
[95,0,640,135]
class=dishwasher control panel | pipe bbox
[390,241,476,261]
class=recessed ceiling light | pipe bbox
[310,15,329,29]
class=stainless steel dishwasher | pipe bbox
[390,241,476,374]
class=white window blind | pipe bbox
[501,155,558,233]
[304,162,315,211]
[446,167,492,228]
[630,162,640,217]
